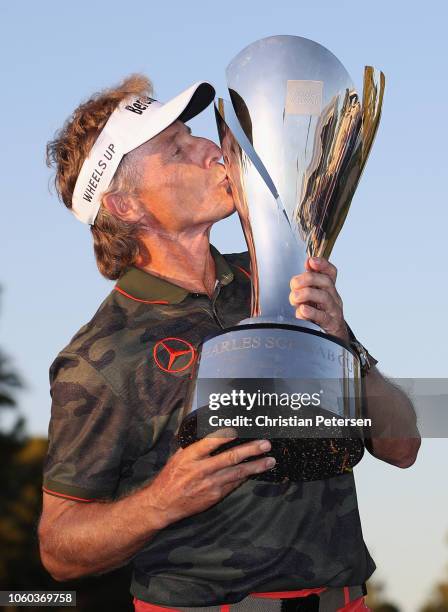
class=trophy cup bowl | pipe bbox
[177,35,385,482]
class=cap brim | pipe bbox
[161,81,216,127]
[177,82,216,122]
[118,81,216,154]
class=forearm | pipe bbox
[39,482,168,581]
[363,366,421,467]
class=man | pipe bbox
[39,74,420,612]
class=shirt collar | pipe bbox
[115,244,234,304]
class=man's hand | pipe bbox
[39,432,274,581]
[289,256,349,343]
[288,258,421,469]
[149,432,275,526]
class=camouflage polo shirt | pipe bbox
[43,244,376,607]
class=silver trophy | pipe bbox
[178,35,385,481]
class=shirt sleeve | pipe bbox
[345,322,379,367]
[43,352,130,502]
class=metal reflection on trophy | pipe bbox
[178,35,385,482]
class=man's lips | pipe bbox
[215,162,228,185]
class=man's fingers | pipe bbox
[289,286,337,311]
[295,303,332,329]
[202,438,272,474]
[305,257,337,283]
[290,271,333,292]
[216,455,276,485]
[289,265,342,308]
[188,428,238,458]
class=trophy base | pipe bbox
[178,410,364,482]
[177,322,365,482]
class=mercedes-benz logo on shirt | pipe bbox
[153,337,196,373]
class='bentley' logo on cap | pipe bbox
[153,337,196,373]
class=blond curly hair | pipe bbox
[46,74,153,279]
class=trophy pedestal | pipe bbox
[178,322,365,482]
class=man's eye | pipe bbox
[172,147,181,157]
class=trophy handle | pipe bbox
[321,67,385,259]
[361,66,386,172]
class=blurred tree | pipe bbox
[365,578,401,611]
[0,292,133,611]
[0,345,25,438]
[420,536,448,612]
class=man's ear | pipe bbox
[102,192,144,223]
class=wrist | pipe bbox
[338,323,351,344]
[343,321,376,377]
[141,482,177,531]
[330,321,350,344]
[349,339,372,377]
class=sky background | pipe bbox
[1,1,447,609]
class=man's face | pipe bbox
[133,121,235,232]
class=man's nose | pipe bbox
[202,140,223,169]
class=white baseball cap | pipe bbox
[71,81,215,225]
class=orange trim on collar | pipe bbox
[114,286,169,305]
[233,264,251,280]
[42,486,95,503]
